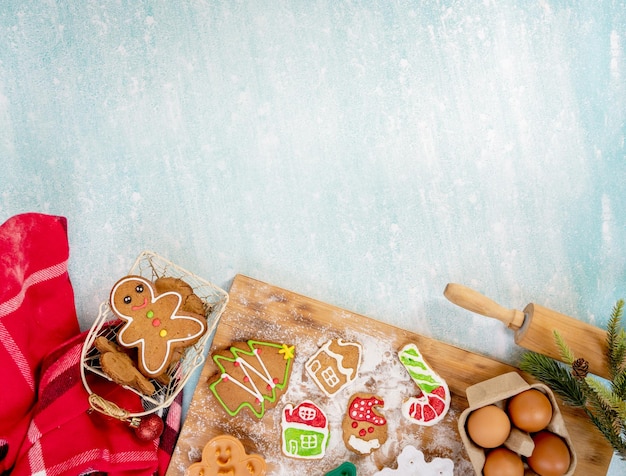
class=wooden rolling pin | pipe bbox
[444,283,610,379]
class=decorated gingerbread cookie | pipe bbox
[398,343,451,426]
[372,445,454,475]
[342,393,387,455]
[109,275,207,378]
[281,400,329,459]
[305,338,362,397]
[186,434,266,476]
[208,340,295,418]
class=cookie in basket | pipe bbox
[208,340,295,419]
[154,276,208,316]
[95,336,156,395]
[109,275,207,378]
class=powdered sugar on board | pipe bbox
[167,278,473,475]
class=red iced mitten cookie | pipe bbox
[342,393,387,454]
[110,275,207,378]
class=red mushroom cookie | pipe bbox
[342,393,388,455]
[109,275,207,378]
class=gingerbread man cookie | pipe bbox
[186,434,267,476]
[109,275,207,378]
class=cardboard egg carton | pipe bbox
[458,371,577,476]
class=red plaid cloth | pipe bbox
[0,213,181,475]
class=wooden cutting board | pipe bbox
[166,274,612,475]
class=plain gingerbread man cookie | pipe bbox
[186,434,267,476]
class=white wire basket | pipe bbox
[80,251,229,418]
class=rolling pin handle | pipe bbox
[443,283,526,330]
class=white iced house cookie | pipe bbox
[398,343,451,426]
[373,445,454,476]
[305,338,362,397]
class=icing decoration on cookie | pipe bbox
[305,338,362,397]
[342,393,388,454]
[109,275,207,378]
[186,434,267,476]
[281,400,330,459]
[324,462,357,476]
[372,445,454,475]
[208,340,295,418]
[398,343,451,426]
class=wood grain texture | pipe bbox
[445,283,611,379]
[519,303,610,380]
[167,275,612,475]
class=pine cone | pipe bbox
[572,358,589,379]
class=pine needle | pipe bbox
[613,370,626,401]
[607,299,626,378]
[518,299,626,458]
[553,330,575,364]
[585,377,626,421]
[519,351,586,407]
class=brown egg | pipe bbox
[507,389,553,432]
[527,430,571,476]
[466,405,511,448]
[483,447,524,476]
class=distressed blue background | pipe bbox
[1,1,625,473]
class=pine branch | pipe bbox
[585,377,626,422]
[518,299,626,459]
[553,330,575,364]
[613,369,626,401]
[587,410,626,460]
[607,299,626,378]
[519,352,586,407]
[580,377,626,454]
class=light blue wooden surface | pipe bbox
[1,1,625,473]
